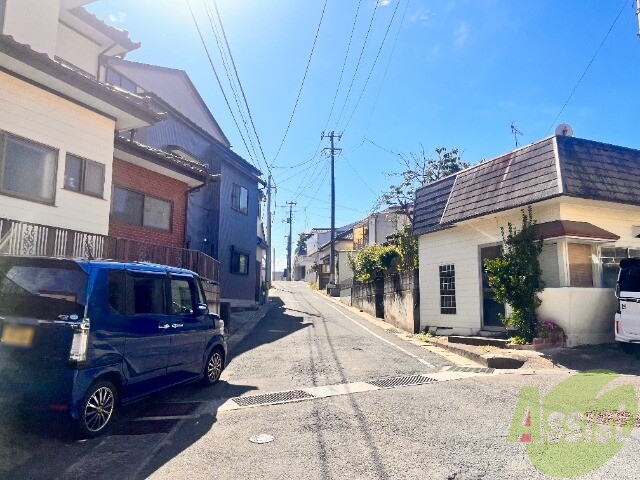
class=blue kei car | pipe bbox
[0,255,226,437]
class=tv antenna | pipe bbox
[510,122,523,148]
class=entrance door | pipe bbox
[481,245,505,329]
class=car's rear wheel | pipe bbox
[203,348,224,385]
[77,380,118,438]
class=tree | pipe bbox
[484,207,545,343]
[377,146,468,223]
[347,244,399,283]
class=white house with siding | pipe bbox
[0,0,158,236]
[413,134,640,346]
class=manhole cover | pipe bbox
[367,374,436,389]
[249,434,274,444]
[232,390,314,407]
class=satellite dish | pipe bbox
[555,123,573,137]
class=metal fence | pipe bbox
[0,217,220,283]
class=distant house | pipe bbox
[316,228,355,290]
[412,134,640,346]
[101,58,265,306]
[353,208,409,250]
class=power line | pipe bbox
[272,0,330,164]
[210,0,271,175]
[186,0,257,166]
[323,0,364,131]
[341,0,403,133]
[545,0,630,136]
[356,0,410,141]
[334,2,380,128]
[202,0,262,169]
[341,154,379,198]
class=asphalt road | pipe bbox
[4,281,640,479]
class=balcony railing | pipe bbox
[0,217,220,283]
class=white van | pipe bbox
[615,258,640,351]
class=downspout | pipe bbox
[97,43,118,81]
[184,175,217,251]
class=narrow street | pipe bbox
[4,282,640,479]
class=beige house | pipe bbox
[0,0,158,235]
[413,134,640,346]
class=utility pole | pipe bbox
[286,201,296,281]
[321,131,341,291]
[265,174,272,300]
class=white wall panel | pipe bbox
[0,72,114,234]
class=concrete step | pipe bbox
[447,336,510,348]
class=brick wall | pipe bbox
[109,157,187,248]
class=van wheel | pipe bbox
[203,348,224,385]
[77,380,118,438]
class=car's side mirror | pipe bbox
[196,303,208,315]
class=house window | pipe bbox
[64,154,105,197]
[439,264,457,314]
[112,186,171,231]
[600,247,640,288]
[568,243,593,287]
[231,247,249,275]
[0,132,57,204]
[232,183,248,215]
[105,68,138,93]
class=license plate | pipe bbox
[1,324,35,347]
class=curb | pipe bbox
[426,337,525,369]
[226,303,272,354]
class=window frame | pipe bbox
[111,186,173,232]
[0,131,58,205]
[63,153,105,198]
[231,247,250,275]
[439,264,457,315]
[231,183,249,215]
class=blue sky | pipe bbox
[87,0,640,273]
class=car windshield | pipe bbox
[0,258,87,319]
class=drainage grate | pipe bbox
[385,328,401,334]
[367,374,436,389]
[232,390,315,407]
[448,366,495,374]
[112,419,180,436]
[141,402,200,418]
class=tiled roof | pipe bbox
[412,175,456,235]
[0,34,160,125]
[413,135,640,236]
[441,137,559,224]
[532,220,619,241]
[115,137,219,182]
[70,7,140,51]
[557,135,640,206]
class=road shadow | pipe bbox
[540,343,640,374]
[3,380,257,480]
[227,295,313,362]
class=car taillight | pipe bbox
[615,319,619,334]
[69,318,90,363]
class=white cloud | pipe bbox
[378,0,391,6]
[107,12,127,24]
[454,22,469,47]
